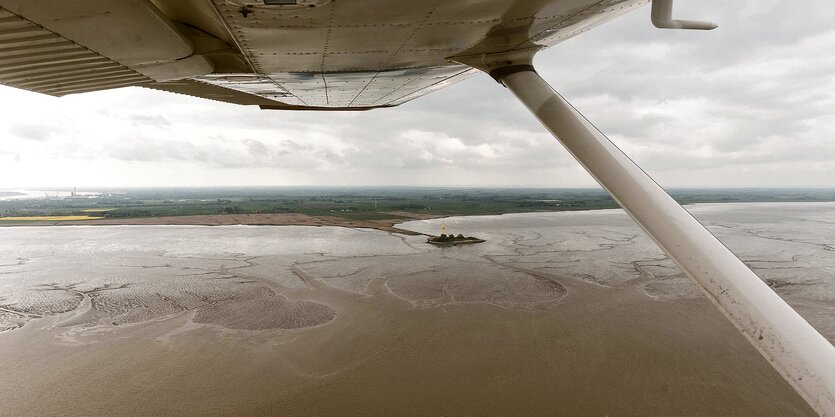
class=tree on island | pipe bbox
[430,233,473,242]
[428,232,483,245]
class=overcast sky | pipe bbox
[2,0,834,188]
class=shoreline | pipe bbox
[0,212,441,236]
[4,202,835,234]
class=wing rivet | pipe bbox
[238,5,254,18]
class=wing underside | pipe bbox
[0,0,648,110]
[0,8,153,96]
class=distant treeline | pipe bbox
[2,187,835,221]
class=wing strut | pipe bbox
[469,57,835,416]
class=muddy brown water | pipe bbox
[3,203,834,416]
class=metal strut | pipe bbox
[484,64,835,416]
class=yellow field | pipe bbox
[0,216,104,222]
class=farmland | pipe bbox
[2,187,835,223]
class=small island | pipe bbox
[427,233,485,246]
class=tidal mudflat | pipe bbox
[1,203,833,416]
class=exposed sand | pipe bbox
[0,212,436,235]
[1,203,833,416]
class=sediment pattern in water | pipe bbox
[1,203,833,416]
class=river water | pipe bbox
[0,203,832,416]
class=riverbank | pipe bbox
[0,212,442,236]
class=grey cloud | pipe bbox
[8,124,59,141]
[244,138,270,156]
[128,114,172,128]
[105,137,199,162]
[104,134,360,171]
[0,148,21,162]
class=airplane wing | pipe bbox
[0,0,647,110]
